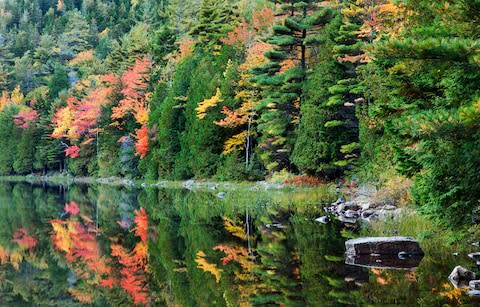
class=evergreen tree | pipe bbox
[253,0,325,173]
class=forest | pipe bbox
[0,0,479,227]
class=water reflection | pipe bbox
[0,181,476,306]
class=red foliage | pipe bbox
[111,57,152,126]
[100,277,116,289]
[12,228,38,250]
[64,201,80,215]
[132,208,148,242]
[134,126,149,159]
[65,146,81,158]
[222,20,252,46]
[13,109,39,129]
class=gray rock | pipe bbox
[382,205,397,210]
[449,266,477,288]
[468,290,480,296]
[338,216,357,224]
[345,237,424,256]
[315,216,330,224]
[344,210,360,219]
[469,280,480,290]
[362,210,375,218]
[359,202,371,210]
[333,197,345,206]
[468,252,480,261]
[217,192,226,199]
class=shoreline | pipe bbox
[0,174,332,192]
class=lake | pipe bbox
[0,181,477,306]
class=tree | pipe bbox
[252,0,328,173]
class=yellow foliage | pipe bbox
[51,220,74,253]
[52,106,76,139]
[223,217,247,240]
[196,88,223,119]
[10,251,23,270]
[11,86,24,105]
[195,251,223,283]
[438,282,465,302]
[223,131,248,154]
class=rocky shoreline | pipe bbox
[318,184,409,225]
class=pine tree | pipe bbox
[253,0,327,173]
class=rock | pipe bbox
[468,252,480,261]
[346,254,423,270]
[344,210,360,219]
[382,205,397,210]
[449,266,477,288]
[467,290,480,296]
[217,192,226,199]
[469,280,480,290]
[359,202,371,210]
[344,201,360,211]
[453,252,459,256]
[362,210,375,218]
[338,215,357,224]
[333,197,345,206]
[472,242,480,247]
[345,237,424,256]
[315,216,330,224]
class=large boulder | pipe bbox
[345,237,424,256]
[449,266,477,289]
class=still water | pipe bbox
[0,181,477,306]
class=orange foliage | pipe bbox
[176,38,195,62]
[69,50,95,66]
[252,7,275,32]
[110,208,150,305]
[134,125,149,159]
[132,208,148,242]
[222,7,275,47]
[0,245,8,264]
[222,20,253,46]
[111,57,152,126]
[12,228,38,250]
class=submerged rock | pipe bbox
[469,280,480,290]
[468,252,480,261]
[345,237,424,256]
[449,266,477,289]
[315,216,330,224]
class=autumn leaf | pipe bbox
[134,126,149,159]
[195,250,223,283]
[13,109,39,129]
[196,88,223,119]
[64,202,80,215]
[65,146,81,158]
[132,208,148,242]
